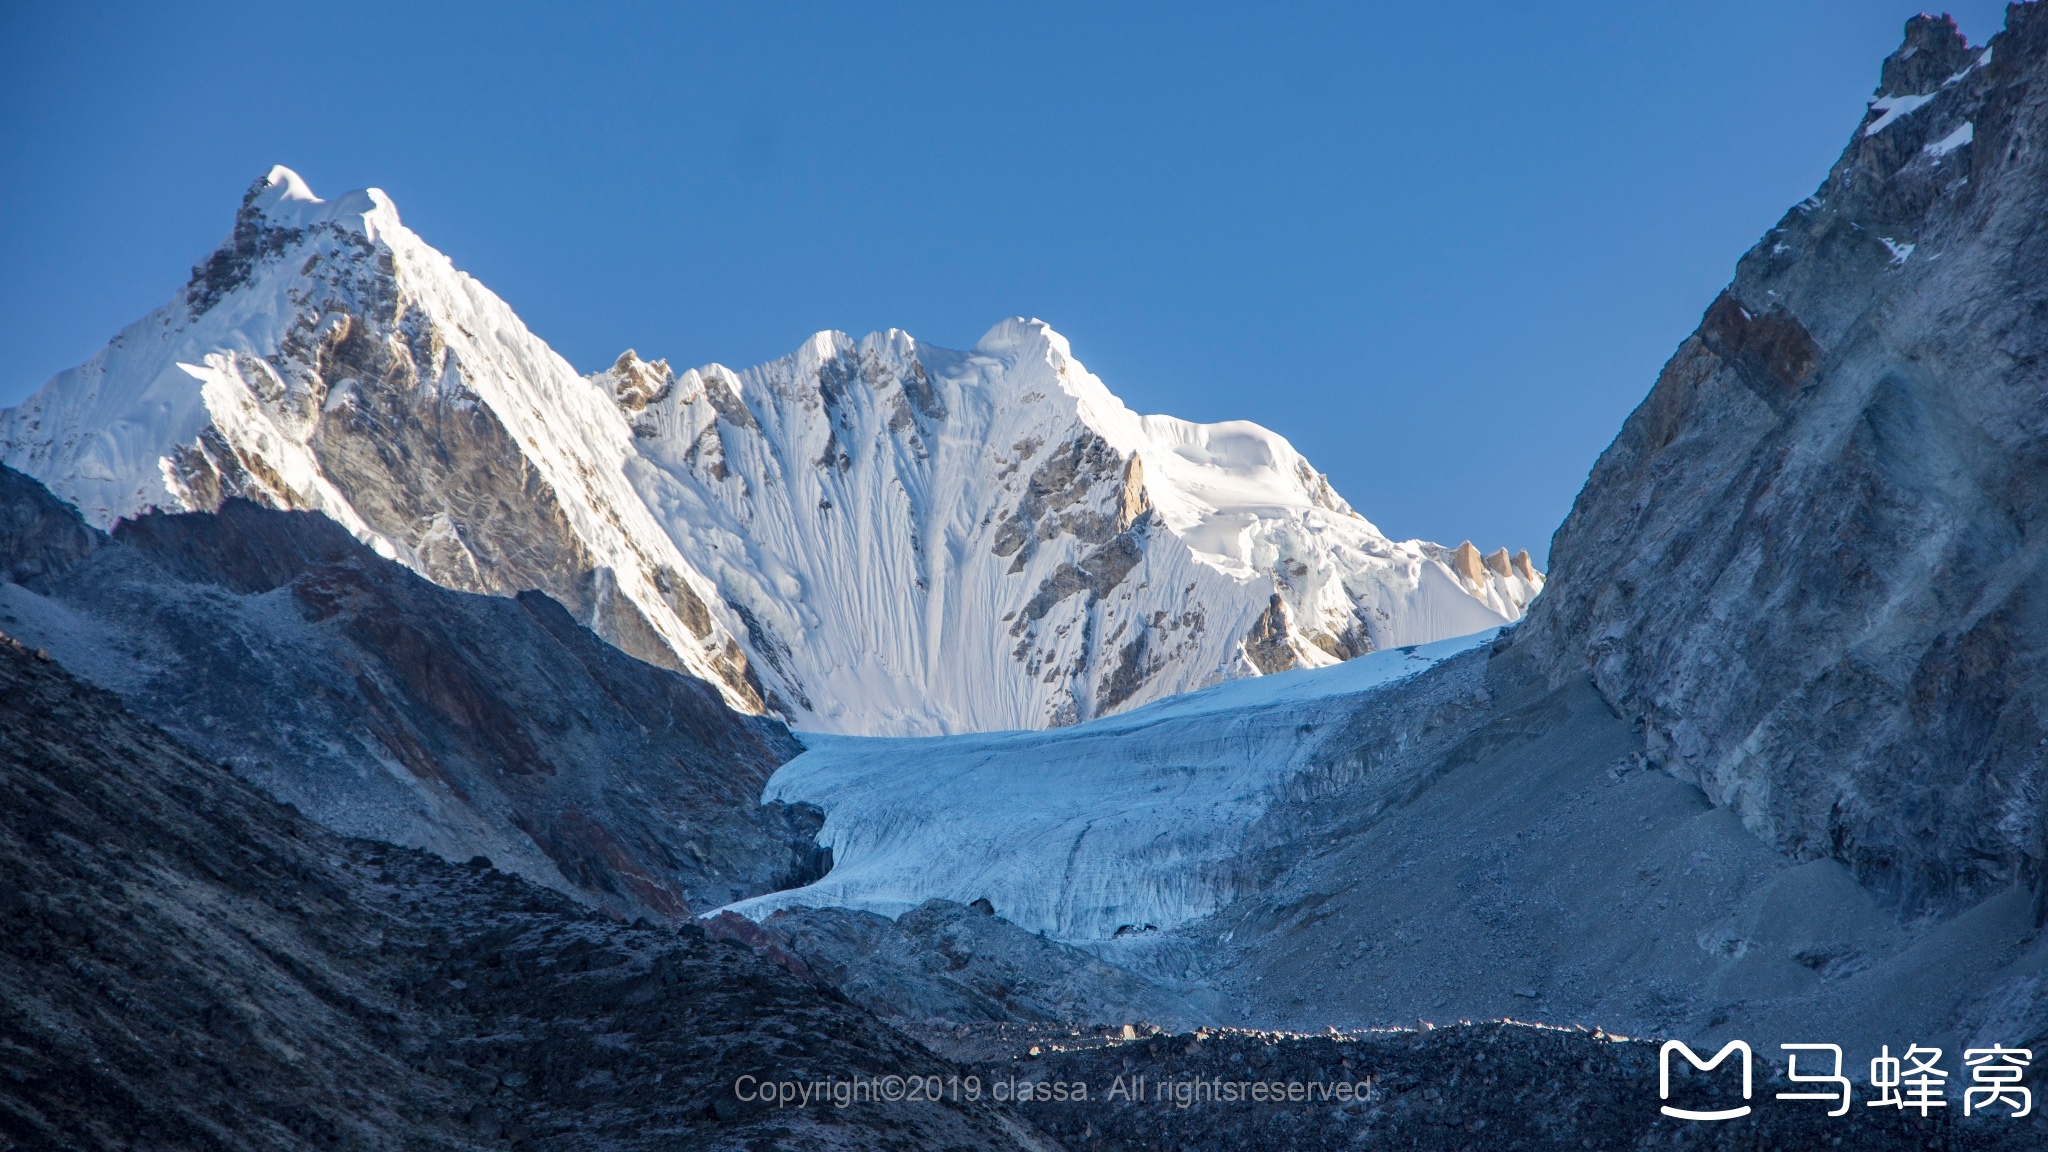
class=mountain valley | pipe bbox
[9,6,2048,1150]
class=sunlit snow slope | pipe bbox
[727,630,1495,939]
[2,166,1540,734]
[613,326,1539,733]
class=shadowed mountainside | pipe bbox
[0,464,813,921]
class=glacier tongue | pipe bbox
[2,165,1540,736]
[724,630,1497,940]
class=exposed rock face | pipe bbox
[0,635,1042,1151]
[1197,641,2048,1061]
[0,169,1540,737]
[1518,8,2048,914]
[0,465,810,921]
[1240,594,1299,676]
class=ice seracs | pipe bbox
[2,166,1542,735]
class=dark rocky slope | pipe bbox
[969,1021,2034,1152]
[0,464,812,921]
[722,898,1214,1037]
[1518,6,2048,916]
[0,633,1046,1151]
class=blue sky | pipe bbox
[0,2,2013,561]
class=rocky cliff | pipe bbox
[1519,7,2048,915]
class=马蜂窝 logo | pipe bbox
[1659,1040,1752,1120]
[1655,1040,2032,1121]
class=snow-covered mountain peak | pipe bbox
[253,163,321,208]
[4,168,1542,736]
[237,165,401,241]
[616,316,1539,732]
[964,315,1071,374]
[949,317,1371,533]
[3,165,769,712]
[966,317,1146,450]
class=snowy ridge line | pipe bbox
[722,630,1495,941]
[2,166,1542,736]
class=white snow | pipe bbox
[1865,45,1991,137]
[1926,121,1974,156]
[723,629,1495,940]
[1866,93,1936,135]
[1880,238,1916,266]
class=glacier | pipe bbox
[725,629,1496,940]
[2,165,1541,736]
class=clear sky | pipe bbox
[0,2,2014,562]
